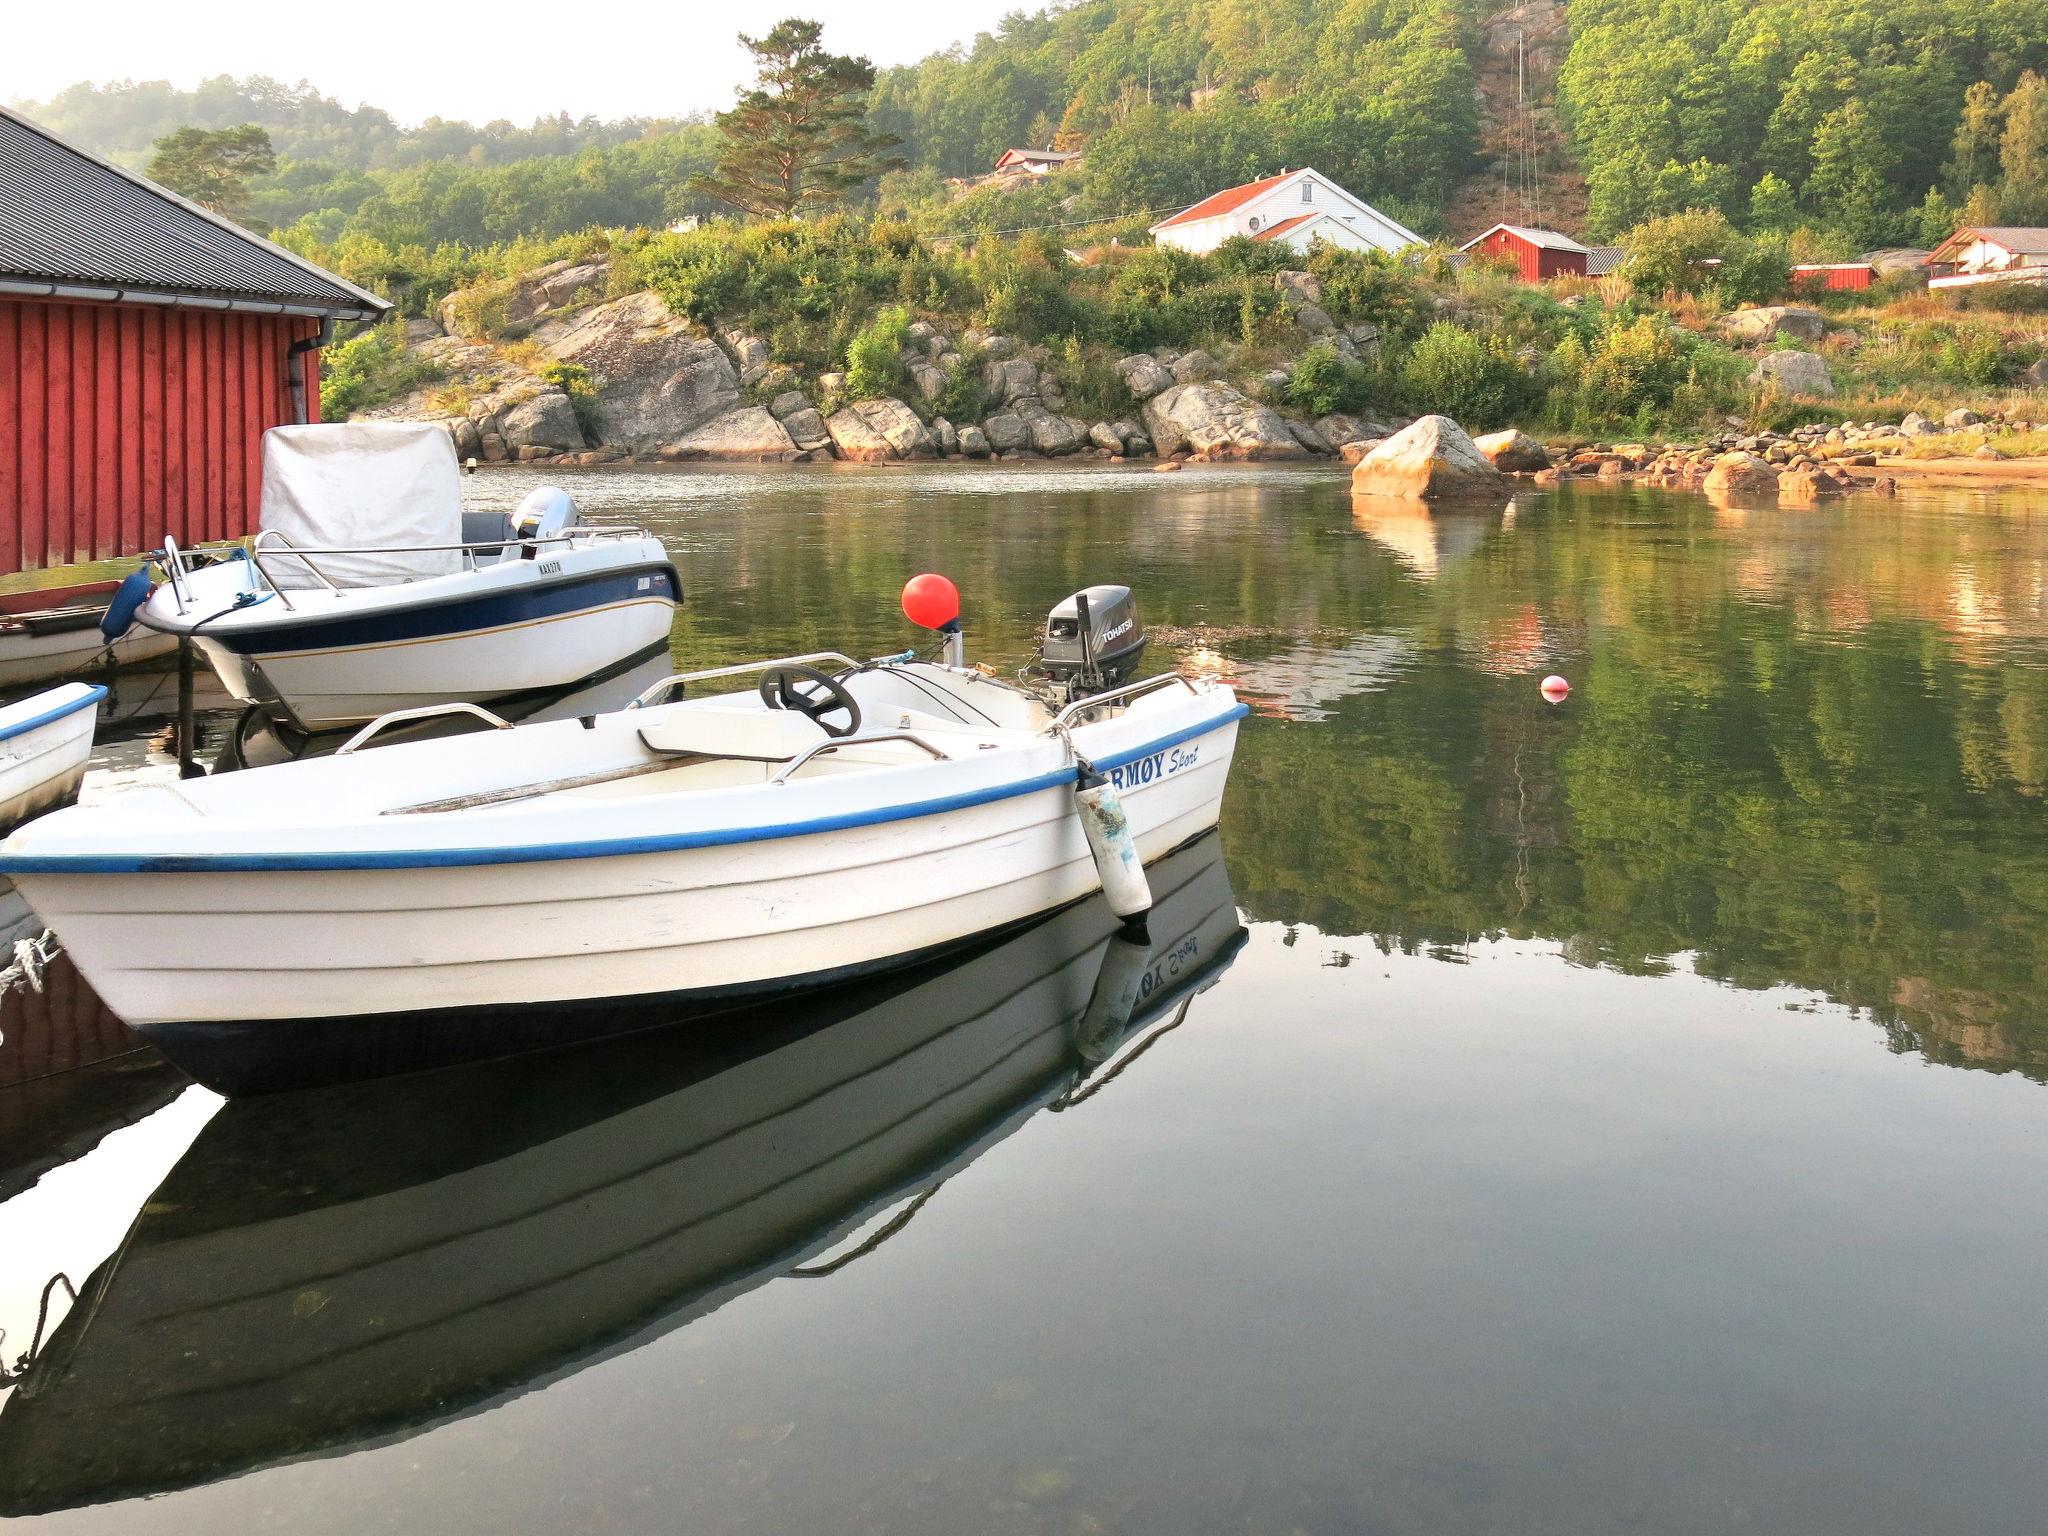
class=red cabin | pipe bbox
[1458,223,1591,282]
[0,105,386,573]
[1790,262,1875,293]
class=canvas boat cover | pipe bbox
[258,423,462,589]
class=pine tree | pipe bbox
[146,124,276,221]
[689,19,902,218]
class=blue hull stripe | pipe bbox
[212,564,680,657]
[0,703,1248,875]
[0,685,105,743]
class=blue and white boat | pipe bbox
[0,682,104,833]
[0,586,1244,1074]
[128,423,679,731]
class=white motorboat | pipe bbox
[0,584,1245,1076]
[121,422,679,731]
[0,683,104,833]
[0,580,176,688]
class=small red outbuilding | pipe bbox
[0,106,387,573]
[1458,223,1591,282]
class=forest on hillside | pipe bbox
[14,0,2048,275]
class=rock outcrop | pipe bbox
[825,397,935,461]
[438,258,610,336]
[1719,306,1825,344]
[1142,383,1307,460]
[499,392,583,453]
[535,292,739,448]
[1473,428,1550,472]
[1749,350,1834,397]
[1349,415,1507,499]
[670,407,797,461]
[1118,354,1174,400]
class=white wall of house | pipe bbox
[1151,170,1421,257]
[1950,236,2048,273]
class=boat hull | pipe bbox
[140,541,679,730]
[0,580,177,688]
[0,684,104,833]
[12,708,1239,1043]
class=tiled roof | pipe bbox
[1152,171,1297,230]
[0,105,386,317]
[1252,213,1318,243]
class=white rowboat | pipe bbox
[0,683,105,833]
[0,654,1244,1067]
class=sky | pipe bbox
[7,0,1029,124]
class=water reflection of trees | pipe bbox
[1222,488,2048,1080]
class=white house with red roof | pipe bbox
[1148,168,1423,257]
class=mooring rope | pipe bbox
[0,929,60,997]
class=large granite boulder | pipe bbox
[1349,415,1507,499]
[1118,354,1174,400]
[985,356,1039,404]
[1750,350,1834,397]
[825,398,935,461]
[1274,269,1323,307]
[910,362,949,403]
[1088,421,1125,453]
[670,406,797,461]
[1143,382,1308,460]
[957,424,992,458]
[1720,306,1825,344]
[982,411,1029,453]
[1473,428,1550,472]
[2025,358,2048,389]
[535,292,739,448]
[779,407,830,453]
[1169,349,1220,385]
[1702,452,1780,498]
[1016,399,1085,455]
[1287,419,1335,455]
[499,391,583,452]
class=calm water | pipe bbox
[2,464,2046,1534]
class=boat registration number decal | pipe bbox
[1108,742,1199,790]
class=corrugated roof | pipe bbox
[0,106,386,317]
[1460,222,1590,254]
[1585,246,1629,276]
[1152,171,1297,230]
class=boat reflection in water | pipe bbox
[0,835,1243,1516]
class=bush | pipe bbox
[1286,344,1374,417]
[1303,246,1432,339]
[845,306,911,400]
[442,277,514,339]
[319,322,444,419]
[1400,323,1531,427]
[1545,314,1724,430]
[1933,327,2006,386]
[1621,208,1737,297]
[539,360,602,438]
[1716,236,1792,307]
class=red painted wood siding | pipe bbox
[1471,230,1588,282]
[0,298,322,573]
[1791,264,1875,292]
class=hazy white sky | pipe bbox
[8,0,1026,124]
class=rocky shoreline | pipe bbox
[369,259,2048,496]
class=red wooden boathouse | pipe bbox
[1458,223,1591,282]
[0,106,387,574]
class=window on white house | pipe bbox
[1301,181,1313,203]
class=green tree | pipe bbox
[1946,80,2004,199]
[1913,186,1960,248]
[1806,100,1895,248]
[146,123,276,220]
[1622,207,1737,296]
[1747,173,1797,232]
[1999,71,2048,223]
[689,18,902,218]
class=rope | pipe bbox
[0,929,60,997]
[786,1181,948,1278]
[0,1273,77,1386]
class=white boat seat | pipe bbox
[637,706,827,762]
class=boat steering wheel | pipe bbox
[759,666,862,739]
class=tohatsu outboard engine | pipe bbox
[1040,584,1146,697]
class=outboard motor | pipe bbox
[1040,584,1146,697]
[510,485,580,550]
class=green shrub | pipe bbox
[1933,328,2006,386]
[1287,344,1374,417]
[1545,314,1722,429]
[1621,208,1737,297]
[1716,236,1793,307]
[443,277,514,339]
[1400,323,1530,427]
[1304,246,1432,338]
[845,305,911,400]
[318,322,444,419]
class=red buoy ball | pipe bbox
[1540,674,1571,702]
[902,573,961,630]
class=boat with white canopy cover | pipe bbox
[127,423,679,730]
